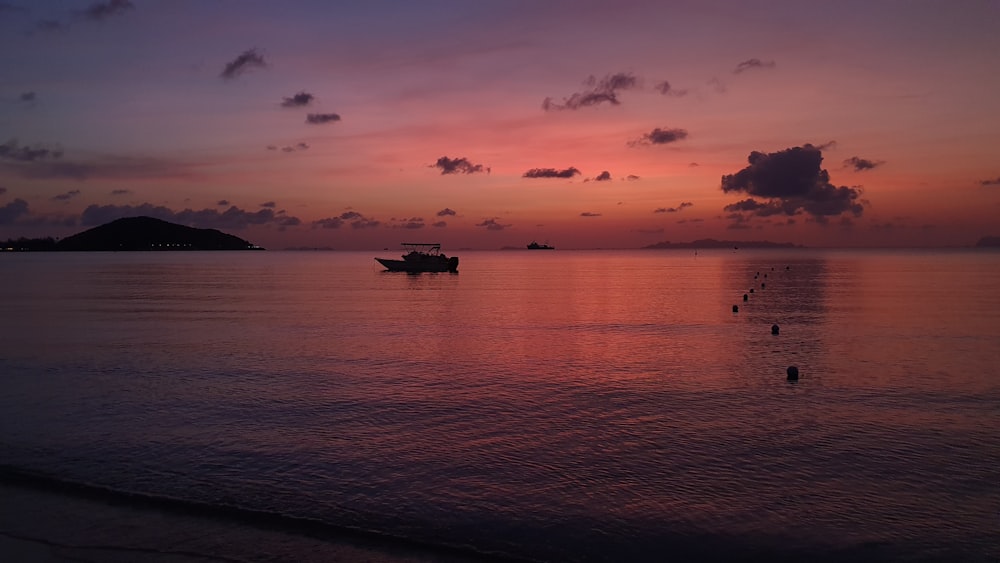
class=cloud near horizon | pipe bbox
[476,217,511,230]
[312,210,380,229]
[220,48,266,80]
[523,167,580,179]
[436,208,456,216]
[721,144,865,222]
[654,202,693,213]
[80,203,300,230]
[0,198,29,225]
[980,177,1000,186]
[542,72,638,111]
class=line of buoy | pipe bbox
[731,263,800,382]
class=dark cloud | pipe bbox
[542,72,638,111]
[318,210,381,229]
[80,203,300,230]
[81,0,133,21]
[19,91,36,102]
[981,177,1000,186]
[0,198,29,224]
[843,156,884,171]
[580,212,601,217]
[0,139,63,162]
[721,144,865,220]
[653,202,693,213]
[523,167,580,179]
[654,80,688,97]
[217,200,229,206]
[52,189,81,201]
[629,127,689,147]
[733,58,776,74]
[432,156,484,175]
[594,171,611,181]
[437,208,456,217]
[259,201,276,208]
[306,113,341,125]
[281,91,315,108]
[110,189,131,195]
[476,218,511,231]
[220,48,266,80]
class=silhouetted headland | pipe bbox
[2,216,263,251]
[643,238,801,249]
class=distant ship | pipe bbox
[527,241,555,250]
[375,243,458,273]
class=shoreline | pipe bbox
[0,473,518,563]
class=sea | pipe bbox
[1,248,998,562]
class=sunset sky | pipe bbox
[2,0,999,249]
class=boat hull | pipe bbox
[375,257,458,273]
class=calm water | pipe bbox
[1,249,998,561]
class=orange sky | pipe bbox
[2,0,999,249]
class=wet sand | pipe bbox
[0,482,506,563]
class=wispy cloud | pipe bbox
[220,48,266,80]
[733,58,776,74]
[436,208,457,216]
[0,139,63,162]
[110,189,132,196]
[52,189,81,201]
[259,201,276,208]
[432,156,484,175]
[281,91,315,108]
[523,167,580,179]
[981,176,1000,187]
[81,0,134,21]
[654,80,688,97]
[629,127,688,147]
[580,211,602,217]
[306,113,341,125]
[542,72,638,111]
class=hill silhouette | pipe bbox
[55,217,261,251]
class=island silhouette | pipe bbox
[2,217,262,251]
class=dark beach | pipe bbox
[0,478,502,563]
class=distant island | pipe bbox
[975,236,1000,248]
[643,238,801,249]
[2,216,262,251]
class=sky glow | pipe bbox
[2,0,999,249]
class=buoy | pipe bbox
[750,288,755,293]
[761,282,766,289]
[732,305,739,313]
[786,366,799,381]
[771,324,780,335]
[743,293,748,302]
